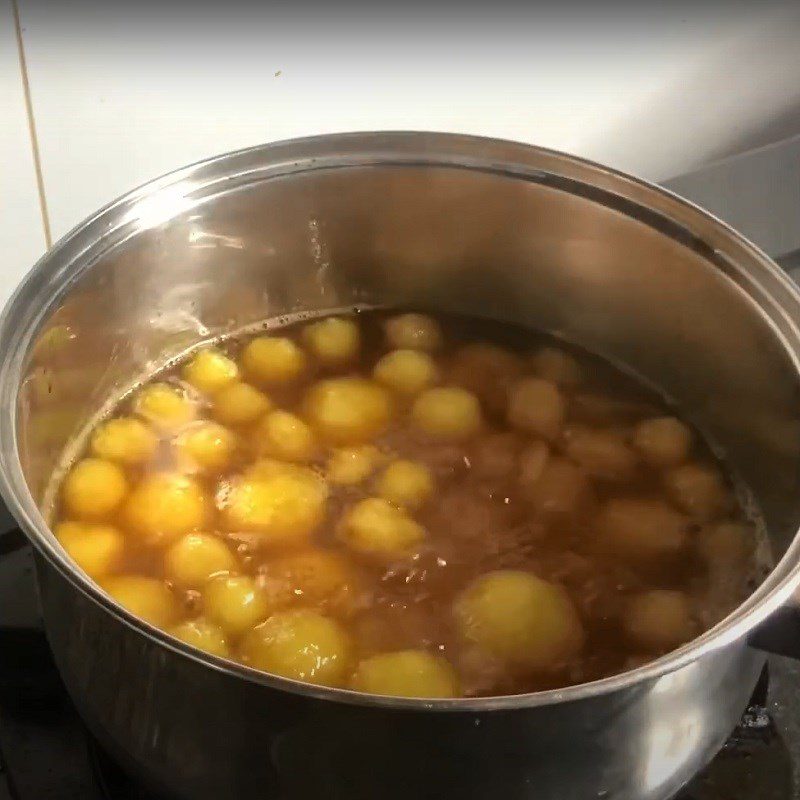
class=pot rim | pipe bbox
[3,130,800,712]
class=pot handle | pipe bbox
[747,588,800,659]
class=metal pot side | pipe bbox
[2,132,800,799]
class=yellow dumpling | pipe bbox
[523,456,591,521]
[507,378,564,441]
[55,521,125,579]
[455,570,584,670]
[595,498,688,563]
[164,532,237,587]
[373,349,438,396]
[351,650,459,698]
[255,409,316,462]
[517,440,550,490]
[448,343,524,415]
[212,381,271,426]
[204,575,270,635]
[376,460,434,510]
[220,467,327,545]
[302,317,360,367]
[241,336,307,385]
[102,576,179,628]
[260,549,359,613]
[133,383,197,431]
[169,618,230,658]
[246,458,322,482]
[338,497,425,558]
[470,433,519,480]
[530,346,582,387]
[91,417,158,465]
[304,378,393,445]
[696,521,751,567]
[176,421,238,472]
[384,313,442,351]
[624,589,696,652]
[664,463,730,521]
[241,609,353,687]
[633,416,692,468]
[327,445,382,486]
[411,387,482,441]
[124,472,210,546]
[182,348,239,395]
[563,426,637,481]
[62,458,128,520]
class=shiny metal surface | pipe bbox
[2,132,800,798]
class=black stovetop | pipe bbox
[1,525,799,799]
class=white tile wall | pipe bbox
[4,0,800,288]
[0,0,46,305]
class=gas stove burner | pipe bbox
[0,527,799,799]
[679,668,794,800]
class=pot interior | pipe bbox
[10,140,800,581]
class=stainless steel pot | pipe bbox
[2,132,800,800]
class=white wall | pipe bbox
[3,0,800,295]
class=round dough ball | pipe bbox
[376,459,434,510]
[261,549,359,613]
[176,421,238,472]
[246,458,323,482]
[517,440,551,491]
[697,521,752,567]
[212,381,271,426]
[624,589,696,651]
[241,336,307,385]
[530,346,582,387]
[351,650,459,698]
[62,458,128,520]
[241,609,353,687]
[102,576,179,628]
[384,313,442,351]
[507,378,564,441]
[169,618,230,658]
[327,445,382,486]
[564,426,637,481]
[133,383,197,431]
[595,498,689,563]
[55,521,125,579]
[664,463,730,521]
[124,472,210,546]
[182,348,239,395]
[633,417,692,468]
[220,467,327,545]
[255,409,316,463]
[338,497,425,558]
[570,392,650,426]
[91,417,158,465]
[448,343,524,415]
[411,387,482,441]
[470,432,519,480]
[373,349,438,396]
[304,377,393,445]
[302,317,360,367]
[164,532,237,587]
[524,457,591,520]
[455,570,584,670]
[204,575,270,635]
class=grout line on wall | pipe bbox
[12,0,52,249]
